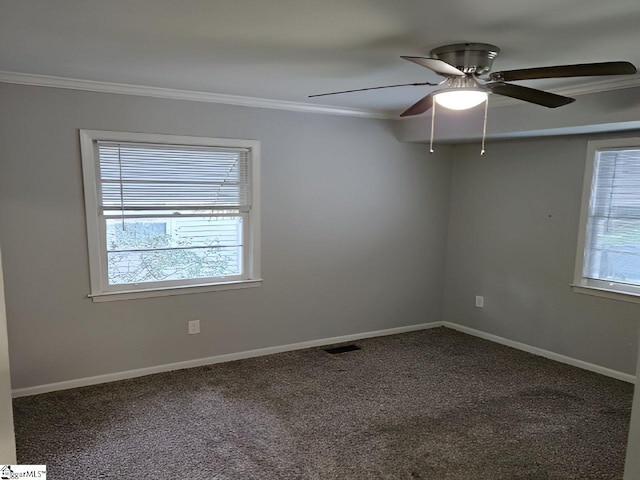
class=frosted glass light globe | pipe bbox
[434,90,488,110]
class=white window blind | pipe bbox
[98,141,250,213]
[583,148,640,286]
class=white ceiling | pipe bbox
[1,0,640,116]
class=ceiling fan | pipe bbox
[309,43,638,117]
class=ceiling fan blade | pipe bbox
[488,83,575,108]
[490,61,637,82]
[308,81,437,98]
[400,92,436,117]
[401,56,466,77]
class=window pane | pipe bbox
[583,147,640,286]
[105,217,243,285]
[584,217,640,284]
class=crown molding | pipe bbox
[0,71,395,120]
[554,75,640,96]
[2,70,638,120]
[487,75,640,108]
[397,75,640,117]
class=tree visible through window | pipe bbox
[106,218,241,284]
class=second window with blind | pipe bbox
[573,137,640,302]
[80,130,261,301]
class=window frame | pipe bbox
[80,129,261,302]
[572,137,640,304]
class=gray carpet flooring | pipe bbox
[13,328,633,479]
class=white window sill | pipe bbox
[571,284,640,305]
[88,279,263,303]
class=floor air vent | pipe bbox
[324,344,361,354]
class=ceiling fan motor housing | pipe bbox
[431,43,500,75]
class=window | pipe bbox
[573,138,640,303]
[80,130,261,302]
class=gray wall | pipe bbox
[2,82,637,390]
[444,135,639,374]
[0,83,452,389]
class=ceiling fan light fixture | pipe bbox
[433,89,488,110]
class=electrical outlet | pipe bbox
[475,296,484,308]
[188,320,200,334]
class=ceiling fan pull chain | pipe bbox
[481,98,488,155]
[430,101,436,153]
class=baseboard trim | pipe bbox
[13,320,635,397]
[444,322,636,384]
[11,322,443,398]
